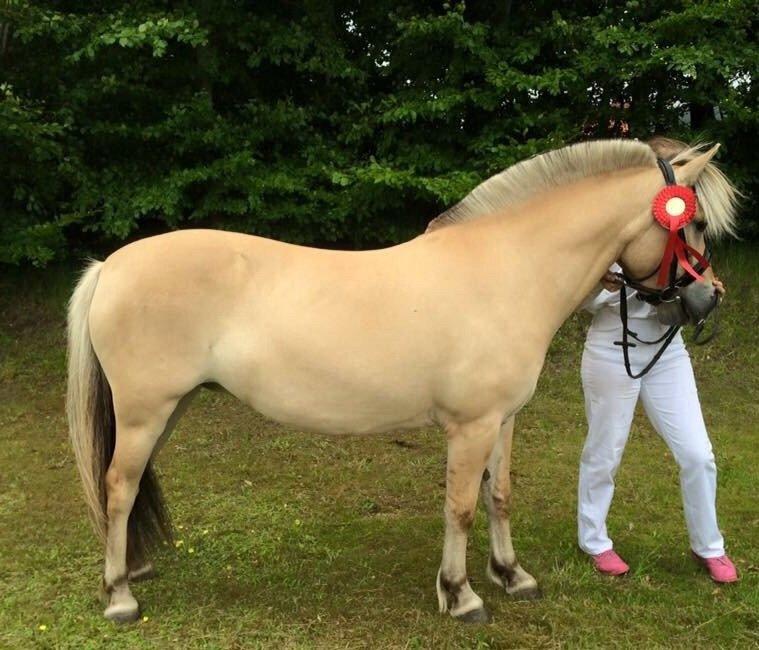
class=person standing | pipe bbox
[577,267,738,583]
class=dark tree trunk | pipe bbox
[689,102,714,130]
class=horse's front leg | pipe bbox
[436,415,499,623]
[481,415,540,599]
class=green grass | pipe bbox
[1,244,757,649]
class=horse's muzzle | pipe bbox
[654,298,688,326]
[654,281,719,327]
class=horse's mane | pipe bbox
[427,138,738,239]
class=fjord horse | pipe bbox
[67,139,737,622]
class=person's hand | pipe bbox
[601,271,623,292]
[713,276,726,296]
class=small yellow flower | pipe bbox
[38,624,47,631]
[202,529,209,535]
[175,540,184,547]
[188,548,195,554]
[142,616,149,623]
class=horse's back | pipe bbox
[86,230,452,431]
[85,227,536,434]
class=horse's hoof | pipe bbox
[128,562,156,582]
[454,606,492,624]
[509,585,542,601]
[104,600,140,624]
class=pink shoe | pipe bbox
[591,550,630,576]
[693,553,739,583]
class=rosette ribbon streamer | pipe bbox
[651,183,709,286]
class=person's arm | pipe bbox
[578,271,623,313]
[578,284,604,312]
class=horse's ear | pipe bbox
[674,144,720,186]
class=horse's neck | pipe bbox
[486,171,655,335]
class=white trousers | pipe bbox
[577,325,725,558]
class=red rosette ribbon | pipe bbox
[651,185,707,286]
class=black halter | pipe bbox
[612,159,716,379]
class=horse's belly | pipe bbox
[207,282,448,433]
[223,367,436,434]
[257,398,434,435]
[208,301,539,435]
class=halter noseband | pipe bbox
[613,158,716,379]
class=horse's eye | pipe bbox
[694,221,707,232]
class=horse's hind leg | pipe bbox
[436,415,499,623]
[126,388,200,583]
[102,398,178,623]
[481,416,539,599]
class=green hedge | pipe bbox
[1,1,757,265]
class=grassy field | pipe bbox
[1,244,757,649]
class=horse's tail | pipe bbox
[66,260,172,564]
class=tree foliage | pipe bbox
[1,0,757,265]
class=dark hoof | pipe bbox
[104,594,141,624]
[455,606,492,624]
[509,586,542,601]
[104,605,140,624]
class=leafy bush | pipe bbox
[1,1,756,265]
